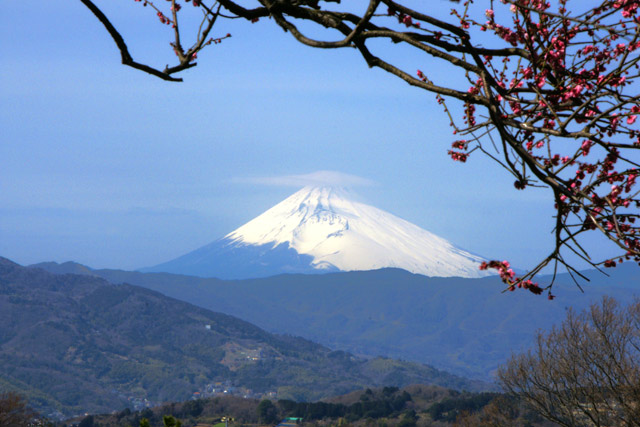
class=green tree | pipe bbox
[182,399,204,417]
[163,414,182,427]
[78,415,95,427]
[397,409,418,427]
[257,399,279,424]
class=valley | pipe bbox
[0,257,488,420]
[4,188,639,424]
[33,260,640,381]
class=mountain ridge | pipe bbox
[0,257,488,418]
[29,259,640,380]
[145,186,491,279]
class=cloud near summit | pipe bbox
[232,171,375,188]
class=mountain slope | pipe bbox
[145,186,491,279]
[0,257,486,418]
[34,260,640,380]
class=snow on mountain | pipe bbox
[145,186,492,279]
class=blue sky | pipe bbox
[0,1,619,271]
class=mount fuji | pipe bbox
[144,186,492,279]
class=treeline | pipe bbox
[426,392,500,422]
[55,385,549,426]
[275,387,412,422]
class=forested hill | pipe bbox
[0,257,487,419]
[32,260,640,380]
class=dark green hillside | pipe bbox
[34,260,640,380]
[0,258,486,418]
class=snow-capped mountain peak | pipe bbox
[224,186,489,278]
[227,186,356,253]
[146,186,491,279]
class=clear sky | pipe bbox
[0,1,619,271]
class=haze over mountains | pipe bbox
[145,186,492,279]
[8,183,640,420]
[0,257,485,418]
[32,260,640,381]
